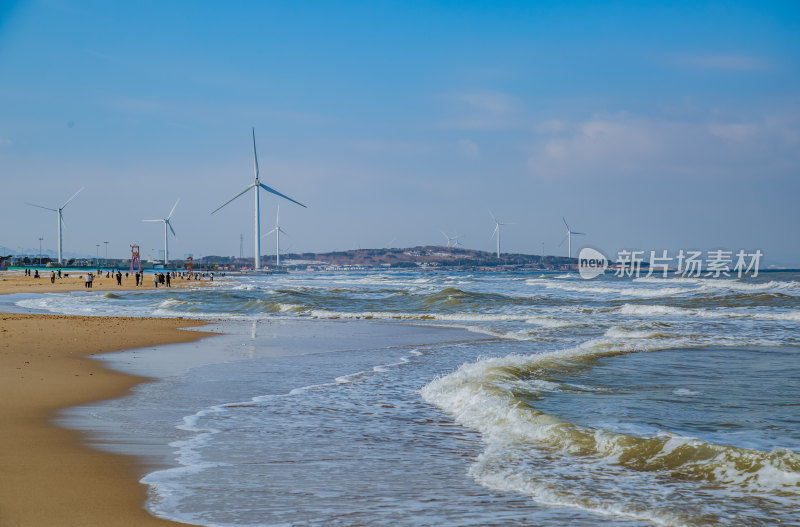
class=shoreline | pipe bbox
[0,312,216,526]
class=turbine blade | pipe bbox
[142,219,163,222]
[558,235,568,247]
[572,231,586,235]
[489,210,497,223]
[61,187,84,209]
[168,221,176,237]
[258,183,307,208]
[562,216,570,231]
[490,225,498,239]
[211,183,256,214]
[252,127,259,179]
[168,198,180,219]
[278,227,288,236]
[263,227,278,237]
[26,202,58,212]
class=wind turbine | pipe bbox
[263,206,287,267]
[26,187,83,264]
[212,128,307,270]
[440,230,462,248]
[143,198,180,266]
[560,216,585,260]
[489,211,513,258]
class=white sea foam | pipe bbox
[672,388,700,396]
[524,316,579,328]
[752,311,800,322]
[525,279,690,298]
[603,326,670,339]
[618,303,800,324]
[634,277,800,295]
[144,341,429,523]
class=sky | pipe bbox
[1,1,799,266]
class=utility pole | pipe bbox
[96,244,100,268]
[38,237,43,265]
[239,233,244,259]
[104,241,109,267]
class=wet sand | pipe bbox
[0,311,215,526]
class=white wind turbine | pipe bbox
[212,128,306,270]
[440,230,463,248]
[490,211,513,258]
[263,206,287,267]
[26,187,83,264]
[143,198,180,266]
[440,230,455,248]
[560,216,585,260]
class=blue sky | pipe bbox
[1,1,799,265]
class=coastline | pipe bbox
[0,311,215,526]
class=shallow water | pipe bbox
[35,270,800,526]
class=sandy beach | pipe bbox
[0,275,215,526]
[0,270,210,295]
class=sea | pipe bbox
[13,269,800,526]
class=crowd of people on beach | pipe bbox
[20,267,219,288]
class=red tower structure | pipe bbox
[186,256,194,276]
[130,245,142,273]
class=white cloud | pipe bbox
[349,139,431,155]
[528,112,800,179]
[534,120,568,134]
[439,90,521,131]
[708,123,759,141]
[457,139,480,157]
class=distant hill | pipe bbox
[197,246,576,270]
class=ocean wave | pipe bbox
[603,326,672,339]
[524,316,579,328]
[618,303,800,323]
[634,277,800,296]
[421,343,800,521]
[308,308,532,323]
[525,279,692,298]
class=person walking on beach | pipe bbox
[57,269,61,279]
[116,271,122,286]
[153,273,158,288]
[166,273,171,287]
[87,272,94,288]
[50,271,55,283]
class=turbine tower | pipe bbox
[490,211,513,258]
[263,206,287,267]
[560,216,585,260]
[143,198,180,266]
[26,187,83,264]
[211,128,306,270]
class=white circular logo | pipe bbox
[578,247,609,279]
